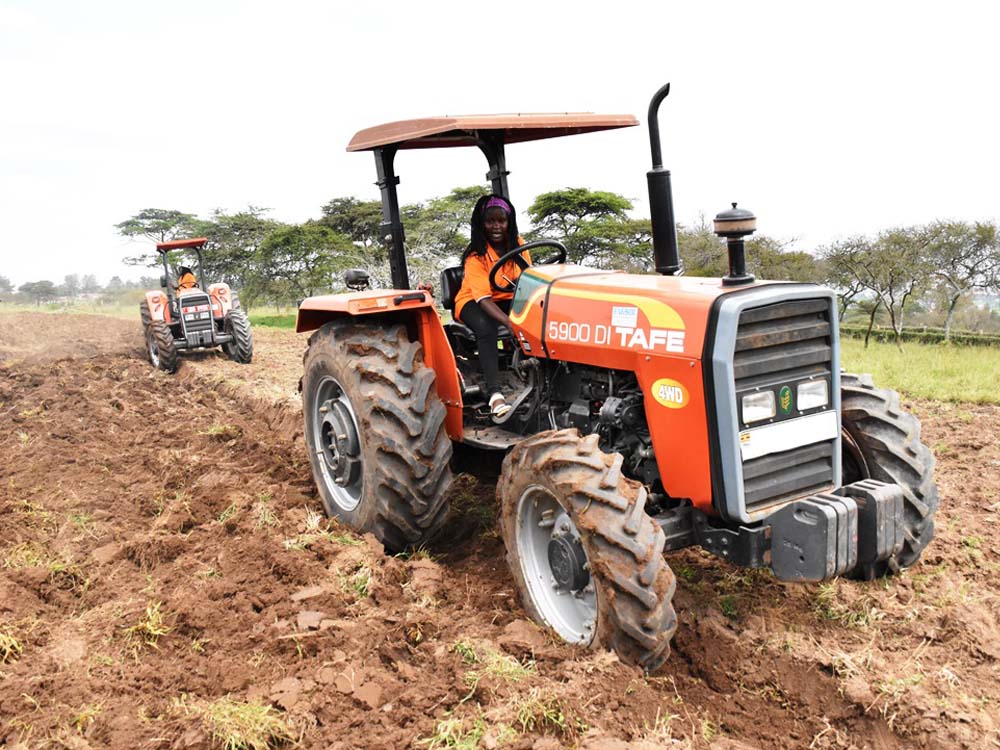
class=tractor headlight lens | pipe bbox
[797,380,829,410]
[741,391,776,424]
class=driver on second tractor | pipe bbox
[176,266,198,294]
[453,194,531,419]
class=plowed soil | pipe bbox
[1,311,998,750]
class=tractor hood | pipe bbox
[509,264,788,364]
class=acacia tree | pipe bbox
[198,207,283,292]
[822,229,932,349]
[925,220,1000,341]
[527,188,632,264]
[319,197,384,253]
[0,276,13,296]
[116,209,202,266]
[19,280,57,305]
[250,223,353,305]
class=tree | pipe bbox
[116,209,202,265]
[677,215,726,276]
[745,236,822,282]
[925,220,1000,341]
[250,223,353,304]
[199,207,284,292]
[821,229,933,349]
[61,273,81,299]
[19,280,57,305]
[0,275,13,295]
[319,197,384,252]
[527,188,633,265]
[81,274,101,294]
[403,186,487,285]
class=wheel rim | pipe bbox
[515,484,597,645]
[147,332,160,368]
[312,375,363,512]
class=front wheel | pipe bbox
[301,321,453,551]
[498,430,677,671]
[147,320,178,373]
[841,373,938,579]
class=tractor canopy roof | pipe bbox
[347,113,638,152]
[156,237,208,253]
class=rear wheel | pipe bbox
[302,321,453,551]
[148,320,178,373]
[498,430,677,671]
[223,309,253,364]
[841,372,938,579]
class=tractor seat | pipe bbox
[439,265,514,345]
[439,266,464,313]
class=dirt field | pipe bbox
[1,311,998,749]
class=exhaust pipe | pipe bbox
[647,83,680,276]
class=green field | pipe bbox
[841,337,1000,404]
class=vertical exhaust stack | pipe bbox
[647,83,681,276]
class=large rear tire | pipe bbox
[841,373,938,579]
[147,320,179,373]
[498,430,677,672]
[302,321,453,551]
[223,309,253,364]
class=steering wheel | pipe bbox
[488,239,568,293]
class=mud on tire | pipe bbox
[841,372,938,579]
[223,309,253,364]
[498,429,677,672]
[302,321,453,551]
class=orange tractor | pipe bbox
[296,84,937,670]
[140,237,253,372]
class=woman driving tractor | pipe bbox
[453,194,532,419]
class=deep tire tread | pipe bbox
[499,429,677,672]
[150,320,178,373]
[225,309,254,364]
[841,372,938,579]
[303,321,453,550]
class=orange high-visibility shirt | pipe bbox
[176,272,197,292]
[453,241,531,320]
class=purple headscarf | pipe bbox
[484,196,512,214]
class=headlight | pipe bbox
[797,380,829,410]
[742,391,775,424]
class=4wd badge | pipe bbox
[652,378,688,409]
[779,386,792,414]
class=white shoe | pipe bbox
[489,392,512,419]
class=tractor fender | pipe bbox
[297,291,463,440]
[208,283,235,316]
[144,291,171,323]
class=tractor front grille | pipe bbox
[735,299,836,514]
[179,293,214,335]
[708,288,841,523]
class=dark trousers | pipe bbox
[459,298,510,394]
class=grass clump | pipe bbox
[176,695,294,750]
[459,642,535,700]
[514,689,580,738]
[122,601,172,655]
[419,716,486,750]
[253,494,278,529]
[0,624,24,663]
[284,508,362,550]
[813,582,884,628]
[72,703,103,734]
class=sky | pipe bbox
[2,0,998,287]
